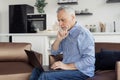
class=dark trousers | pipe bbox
[30,67,89,80]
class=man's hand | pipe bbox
[52,26,69,51]
[51,61,77,70]
[57,29,69,42]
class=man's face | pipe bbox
[57,10,74,31]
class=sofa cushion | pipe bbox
[95,49,120,71]
[0,62,32,75]
[0,42,31,62]
[95,52,101,70]
[0,73,31,80]
[0,62,32,80]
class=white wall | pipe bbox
[46,0,120,32]
[0,0,120,33]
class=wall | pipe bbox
[0,0,120,33]
[46,0,120,32]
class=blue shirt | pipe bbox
[51,22,95,77]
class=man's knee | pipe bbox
[38,72,46,80]
[38,72,55,80]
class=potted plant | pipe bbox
[35,0,48,13]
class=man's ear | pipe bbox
[71,14,76,21]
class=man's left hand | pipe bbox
[51,61,77,70]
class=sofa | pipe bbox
[49,42,120,80]
[0,42,42,80]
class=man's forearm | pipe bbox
[52,39,61,51]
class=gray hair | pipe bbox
[57,6,75,16]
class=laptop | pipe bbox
[25,50,61,71]
[25,50,45,71]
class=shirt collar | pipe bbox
[69,22,80,38]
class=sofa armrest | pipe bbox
[49,54,63,67]
[116,61,120,80]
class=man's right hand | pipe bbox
[57,29,69,42]
[52,29,69,51]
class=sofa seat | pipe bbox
[0,73,31,80]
